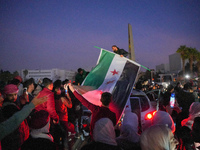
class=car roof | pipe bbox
[131,89,147,96]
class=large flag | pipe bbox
[79,49,140,121]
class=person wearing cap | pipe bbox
[10,75,24,106]
[0,94,48,140]
[21,110,56,150]
[112,45,128,57]
[0,84,29,150]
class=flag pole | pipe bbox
[94,46,151,71]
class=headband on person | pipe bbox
[4,84,19,94]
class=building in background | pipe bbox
[155,53,186,75]
[18,68,76,83]
[169,53,182,74]
[156,63,170,73]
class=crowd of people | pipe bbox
[0,73,200,150]
[0,45,200,150]
[0,75,86,150]
[134,79,200,150]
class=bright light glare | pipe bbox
[185,75,190,79]
[146,113,153,120]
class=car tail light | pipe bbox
[145,111,157,120]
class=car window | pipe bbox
[130,97,140,113]
[129,97,141,123]
[139,96,150,112]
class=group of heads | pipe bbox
[0,77,56,106]
[52,79,69,96]
[0,76,23,106]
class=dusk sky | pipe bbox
[0,0,200,73]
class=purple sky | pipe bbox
[0,0,200,73]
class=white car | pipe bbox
[123,89,156,132]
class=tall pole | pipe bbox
[128,23,136,61]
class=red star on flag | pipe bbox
[111,69,119,75]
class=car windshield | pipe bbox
[140,96,150,111]
[130,96,149,112]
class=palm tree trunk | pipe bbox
[182,58,185,76]
[197,62,200,87]
[189,58,193,77]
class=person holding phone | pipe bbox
[53,80,72,149]
[161,85,181,116]
[19,78,35,108]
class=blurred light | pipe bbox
[153,111,157,116]
[145,111,157,120]
[185,75,190,79]
[145,113,153,120]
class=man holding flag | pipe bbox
[80,48,140,121]
[67,83,116,140]
[66,47,140,148]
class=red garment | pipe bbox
[55,97,72,121]
[73,91,116,140]
[1,101,29,150]
[35,88,59,122]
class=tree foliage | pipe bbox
[176,45,199,78]
[0,70,14,84]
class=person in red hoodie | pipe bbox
[67,83,116,140]
[34,78,59,124]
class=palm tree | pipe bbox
[176,45,189,76]
[196,52,200,76]
[196,51,200,87]
[187,47,198,77]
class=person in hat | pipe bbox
[10,75,23,107]
[0,94,48,140]
[21,110,56,150]
[0,84,29,150]
[112,45,128,57]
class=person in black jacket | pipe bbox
[112,45,128,57]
